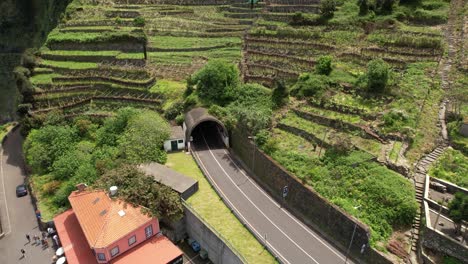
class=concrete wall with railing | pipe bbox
[184,202,246,264]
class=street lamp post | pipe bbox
[345,205,361,264]
[247,136,256,174]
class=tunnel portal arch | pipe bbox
[183,107,229,148]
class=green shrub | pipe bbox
[316,55,333,75]
[291,73,330,98]
[194,60,240,105]
[429,149,468,188]
[175,114,185,125]
[271,79,289,108]
[42,180,61,195]
[367,59,389,92]
[133,16,146,27]
[320,0,337,18]
[164,101,184,120]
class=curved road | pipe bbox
[0,129,54,263]
[191,124,350,264]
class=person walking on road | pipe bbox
[25,234,30,243]
[20,249,25,259]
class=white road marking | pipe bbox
[199,132,320,264]
[221,148,347,261]
[192,147,291,264]
[0,149,12,235]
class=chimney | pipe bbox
[76,183,87,192]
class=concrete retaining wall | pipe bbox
[230,127,393,264]
[430,177,468,195]
[184,203,245,264]
[423,226,468,263]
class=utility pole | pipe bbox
[434,197,448,230]
[318,129,328,157]
[345,205,361,264]
[248,136,256,174]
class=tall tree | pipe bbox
[448,192,468,234]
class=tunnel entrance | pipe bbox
[183,107,229,150]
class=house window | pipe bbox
[97,253,106,261]
[110,246,119,257]
[128,235,137,246]
[145,225,153,238]
[178,139,183,143]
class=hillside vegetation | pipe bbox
[15,0,467,261]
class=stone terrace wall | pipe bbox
[423,226,468,263]
[114,0,246,5]
[230,127,393,264]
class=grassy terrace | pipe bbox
[279,111,384,159]
[165,152,276,264]
[147,36,241,49]
[429,148,468,188]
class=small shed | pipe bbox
[138,163,198,200]
[164,126,185,152]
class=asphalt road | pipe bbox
[0,129,55,264]
[191,124,350,264]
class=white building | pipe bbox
[164,126,185,151]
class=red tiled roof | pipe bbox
[54,209,99,264]
[68,190,153,248]
[111,235,183,264]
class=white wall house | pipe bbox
[164,126,185,152]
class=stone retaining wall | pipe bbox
[230,126,394,264]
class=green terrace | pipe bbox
[147,36,241,50]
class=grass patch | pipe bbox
[30,73,62,85]
[0,123,15,143]
[30,174,66,221]
[389,141,403,163]
[429,148,468,188]
[147,36,241,49]
[40,60,98,69]
[165,152,276,264]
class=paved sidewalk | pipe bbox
[0,129,55,264]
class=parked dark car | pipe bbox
[16,184,28,197]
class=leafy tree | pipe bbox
[118,110,170,164]
[133,16,145,27]
[375,0,396,14]
[367,59,389,92]
[51,141,95,181]
[448,192,468,234]
[271,79,289,108]
[358,0,369,15]
[95,164,183,221]
[193,60,240,105]
[316,55,333,75]
[320,0,337,19]
[96,107,139,146]
[208,105,237,130]
[227,84,273,134]
[254,129,270,147]
[24,125,78,173]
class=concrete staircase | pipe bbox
[410,144,448,253]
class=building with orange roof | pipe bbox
[54,184,183,264]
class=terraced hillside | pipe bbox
[18,0,465,262]
[27,1,256,116]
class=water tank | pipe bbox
[110,186,118,196]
